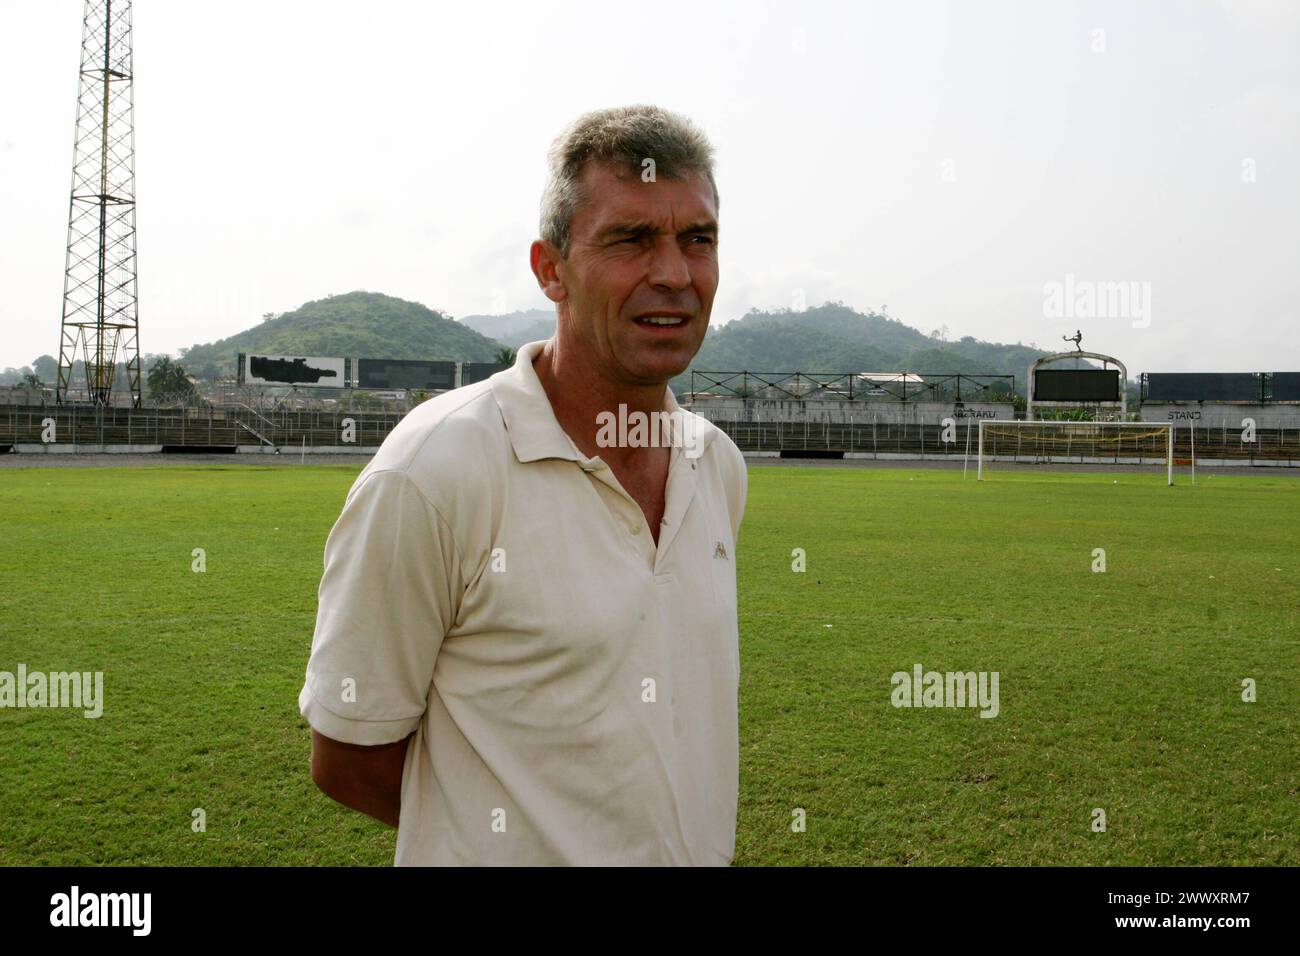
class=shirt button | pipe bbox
[629,523,641,535]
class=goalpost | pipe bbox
[977,420,1176,484]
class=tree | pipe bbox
[147,356,200,403]
[494,347,516,365]
[32,355,58,381]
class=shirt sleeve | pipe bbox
[726,440,748,546]
[299,467,464,745]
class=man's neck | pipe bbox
[532,337,670,466]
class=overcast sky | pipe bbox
[2,0,1297,374]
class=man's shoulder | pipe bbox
[687,410,745,484]
[359,381,508,501]
[684,411,746,537]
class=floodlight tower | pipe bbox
[56,0,142,406]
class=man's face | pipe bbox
[548,162,719,387]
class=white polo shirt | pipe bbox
[299,339,747,865]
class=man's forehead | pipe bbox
[576,164,717,233]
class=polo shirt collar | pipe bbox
[490,338,718,464]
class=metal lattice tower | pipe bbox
[56,0,141,407]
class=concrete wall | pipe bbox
[0,387,54,407]
[684,398,1015,426]
[1138,403,1300,429]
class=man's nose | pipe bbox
[647,237,691,291]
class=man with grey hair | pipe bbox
[300,104,747,865]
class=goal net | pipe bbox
[976,420,1176,484]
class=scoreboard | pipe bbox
[1144,373,1262,402]
[355,359,456,390]
[1269,372,1300,401]
[1033,369,1121,402]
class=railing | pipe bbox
[0,403,405,450]
[228,402,279,432]
[1,404,1296,465]
[710,420,1300,464]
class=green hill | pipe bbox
[672,302,1051,396]
[178,291,504,379]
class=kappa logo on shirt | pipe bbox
[713,541,728,560]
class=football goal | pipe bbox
[976,420,1177,484]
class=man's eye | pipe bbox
[690,235,715,245]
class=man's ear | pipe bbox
[530,239,568,304]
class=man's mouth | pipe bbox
[633,312,692,328]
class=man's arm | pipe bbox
[310,729,412,828]
[300,469,465,827]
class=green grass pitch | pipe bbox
[1,462,1296,865]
